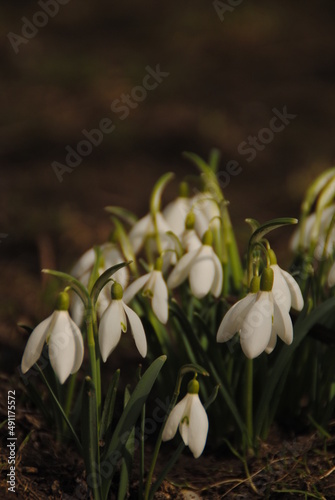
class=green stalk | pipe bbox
[86,307,100,426]
[245,358,253,450]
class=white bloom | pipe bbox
[191,192,220,238]
[181,228,202,252]
[217,269,295,358]
[291,204,335,257]
[271,264,304,312]
[162,381,208,458]
[123,269,168,324]
[71,243,129,324]
[128,212,172,255]
[163,197,192,238]
[167,231,223,299]
[328,261,335,287]
[21,300,84,384]
[98,283,147,361]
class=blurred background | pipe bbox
[1,0,335,366]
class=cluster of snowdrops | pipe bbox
[20,153,335,500]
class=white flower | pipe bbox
[271,264,304,312]
[21,293,84,384]
[71,243,129,324]
[181,228,202,252]
[163,196,192,238]
[162,379,208,458]
[328,261,335,287]
[98,283,147,361]
[128,212,172,255]
[217,269,295,358]
[291,204,335,257]
[123,267,169,324]
[191,192,221,238]
[167,230,223,299]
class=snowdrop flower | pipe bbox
[163,183,192,238]
[128,212,172,255]
[269,249,304,312]
[291,204,335,258]
[217,268,295,358]
[191,192,221,238]
[167,229,223,299]
[123,257,169,324]
[71,243,129,324]
[21,292,84,384]
[162,378,208,458]
[328,261,335,287]
[98,282,147,362]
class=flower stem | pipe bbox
[86,307,101,425]
[245,358,254,450]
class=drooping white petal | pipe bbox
[265,330,277,354]
[271,264,291,311]
[217,293,256,342]
[21,313,54,374]
[122,303,147,357]
[69,318,84,374]
[123,273,151,304]
[188,394,209,458]
[163,197,191,237]
[189,246,215,298]
[210,249,223,298]
[128,214,151,254]
[162,396,188,442]
[181,229,202,252]
[48,311,76,384]
[279,268,304,311]
[192,193,220,237]
[241,292,273,359]
[273,300,293,345]
[71,247,96,278]
[151,271,169,324]
[98,301,122,362]
[167,248,199,289]
[328,262,335,287]
[71,292,85,326]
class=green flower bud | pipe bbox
[187,378,200,394]
[179,181,189,198]
[202,229,213,246]
[249,275,261,293]
[55,291,70,311]
[260,267,274,292]
[185,211,195,230]
[268,248,277,265]
[111,282,123,300]
[155,256,164,271]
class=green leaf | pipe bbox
[42,269,90,307]
[245,218,260,233]
[105,206,138,226]
[87,247,103,294]
[100,370,120,442]
[249,217,298,246]
[150,172,174,214]
[101,355,167,499]
[255,296,335,439]
[82,377,101,500]
[90,261,131,307]
[117,386,135,500]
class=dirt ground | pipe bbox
[1,1,335,498]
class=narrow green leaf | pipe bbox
[90,261,131,307]
[105,206,138,226]
[87,246,103,294]
[82,376,100,500]
[249,217,298,246]
[101,356,167,499]
[150,172,174,214]
[100,370,120,441]
[42,269,90,307]
[118,386,135,500]
[255,296,335,438]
